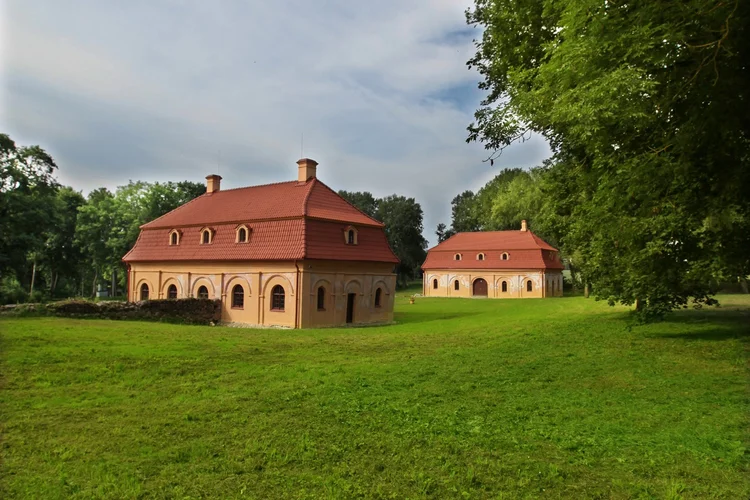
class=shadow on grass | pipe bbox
[650,327,750,342]
[394,310,480,325]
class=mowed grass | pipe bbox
[1,293,749,499]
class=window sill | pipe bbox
[231,306,244,310]
[270,308,285,312]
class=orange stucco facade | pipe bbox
[127,260,396,328]
[422,269,563,298]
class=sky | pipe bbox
[0,0,550,246]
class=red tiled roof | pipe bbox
[422,230,563,270]
[141,178,382,229]
[123,176,398,263]
[123,220,306,262]
[305,219,398,263]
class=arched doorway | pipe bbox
[472,278,488,297]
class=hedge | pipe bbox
[0,298,222,325]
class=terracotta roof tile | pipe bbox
[124,175,398,264]
[305,219,399,263]
[141,178,381,229]
[305,180,384,226]
[124,220,306,262]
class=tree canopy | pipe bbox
[466,0,750,319]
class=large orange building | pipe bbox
[123,159,399,328]
[421,221,564,298]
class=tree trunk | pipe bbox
[50,272,59,295]
[111,269,117,297]
[584,283,590,298]
[29,260,37,298]
[635,298,643,311]
[568,263,578,292]
[740,277,749,294]
[91,268,98,298]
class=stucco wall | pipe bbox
[127,260,396,328]
[299,260,396,328]
[422,269,563,298]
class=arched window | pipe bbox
[232,284,244,308]
[527,280,533,292]
[167,284,177,299]
[477,253,484,261]
[454,280,459,290]
[344,226,358,245]
[238,227,247,243]
[375,288,382,307]
[271,285,285,311]
[170,232,178,245]
[454,253,462,261]
[432,279,438,289]
[197,285,209,299]
[317,286,325,310]
[502,281,508,293]
[140,283,149,301]
[501,253,509,261]
[201,229,211,244]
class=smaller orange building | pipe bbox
[421,221,564,298]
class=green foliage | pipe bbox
[337,190,378,218]
[449,190,479,233]
[2,295,749,497]
[466,0,750,319]
[0,134,60,288]
[375,195,428,286]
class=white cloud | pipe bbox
[0,0,550,245]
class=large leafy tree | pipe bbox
[450,190,480,233]
[376,195,428,287]
[467,0,750,318]
[0,133,60,294]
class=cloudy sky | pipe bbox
[1,0,550,246]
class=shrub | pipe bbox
[1,298,222,325]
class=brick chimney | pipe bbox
[297,158,318,183]
[521,219,528,232]
[206,174,222,194]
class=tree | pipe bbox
[337,190,378,218]
[450,190,479,233]
[472,167,531,230]
[375,195,428,287]
[435,223,448,243]
[42,187,86,296]
[76,188,116,296]
[0,133,60,297]
[466,0,750,319]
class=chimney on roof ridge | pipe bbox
[521,219,528,232]
[297,158,318,183]
[206,174,222,194]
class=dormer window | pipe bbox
[501,252,509,260]
[200,227,214,245]
[454,253,462,261]
[236,224,250,243]
[344,226,358,245]
[168,229,181,246]
[477,253,485,261]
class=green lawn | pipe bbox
[1,293,748,499]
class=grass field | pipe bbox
[1,291,749,499]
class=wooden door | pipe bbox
[472,278,488,297]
